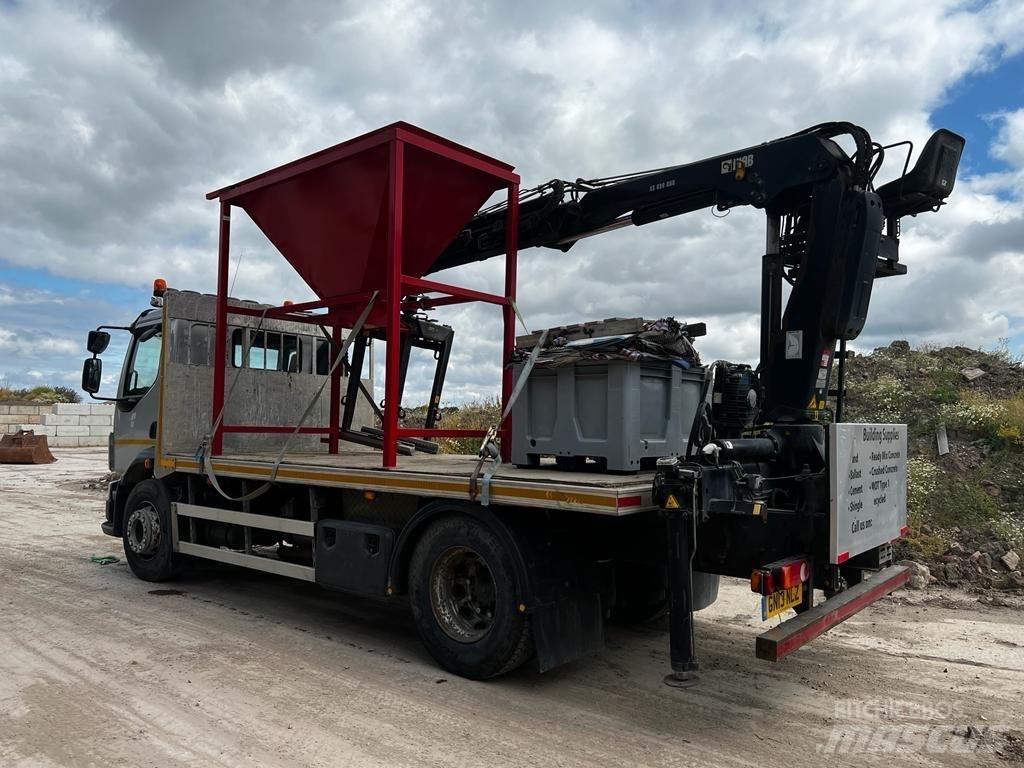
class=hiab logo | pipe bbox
[721,154,754,174]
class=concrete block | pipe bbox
[54,403,91,415]
[90,403,116,415]
[56,425,90,436]
[9,405,44,415]
[89,426,111,437]
[51,436,80,448]
[0,405,8,415]
[1,415,38,426]
[21,424,56,436]
[78,436,107,447]
[81,415,113,426]
[41,414,78,426]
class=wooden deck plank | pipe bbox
[198,450,653,487]
[160,449,658,516]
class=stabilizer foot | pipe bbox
[663,669,700,688]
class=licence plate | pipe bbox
[761,582,803,620]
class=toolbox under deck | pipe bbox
[161,450,657,515]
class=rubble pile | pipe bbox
[844,341,1024,594]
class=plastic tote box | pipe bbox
[511,360,705,472]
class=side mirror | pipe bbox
[87,330,111,355]
[82,357,102,394]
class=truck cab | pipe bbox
[82,300,162,536]
[83,283,376,539]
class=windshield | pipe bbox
[124,329,162,397]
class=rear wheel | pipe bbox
[408,515,533,679]
[122,479,176,582]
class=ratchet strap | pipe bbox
[469,326,549,505]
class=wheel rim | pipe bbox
[429,546,497,643]
[125,501,161,560]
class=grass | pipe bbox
[0,383,81,404]
[404,397,502,455]
[903,457,948,558]
[938,389,1024,448]
[904,454,1020,555]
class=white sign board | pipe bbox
[829,423,907,564]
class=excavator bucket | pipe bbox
[0,429,57,464]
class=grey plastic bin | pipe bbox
[511,359,705,472]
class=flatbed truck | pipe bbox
[82,120,964,682]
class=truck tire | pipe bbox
[408,514,533,680]
[122,479,177,582]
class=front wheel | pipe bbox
[122,479,177,582]
[408,514,533,679]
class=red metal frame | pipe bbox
[211,201,231,454]
[206,123,520,468]
[382,138,404,468]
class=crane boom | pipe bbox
[431,123,965,422]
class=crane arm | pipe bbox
[431,123,964,422]
[431,123,874,273]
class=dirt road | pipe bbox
[1,449,1022,767]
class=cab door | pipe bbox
[111,323,163,475]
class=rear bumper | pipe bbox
[756,564,910,661]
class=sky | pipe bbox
[1,0,1023,406]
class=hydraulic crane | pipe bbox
[433,122,963,422]
[432,121,965,682]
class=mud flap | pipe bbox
[531,592,605,673]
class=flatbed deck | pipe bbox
[161,450,656,515]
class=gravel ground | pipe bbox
[1,448,1022,767]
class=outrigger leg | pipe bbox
[657,459,701,688]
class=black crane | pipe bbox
[432,122,964,422]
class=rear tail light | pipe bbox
[751,556,810,596]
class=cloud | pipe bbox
[991,107,1024,170]
[0,280,135,390]
[1,0,1023,403]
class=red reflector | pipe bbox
[617,494,642,509]
[836,550,850,564]
[899,525,909,537]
